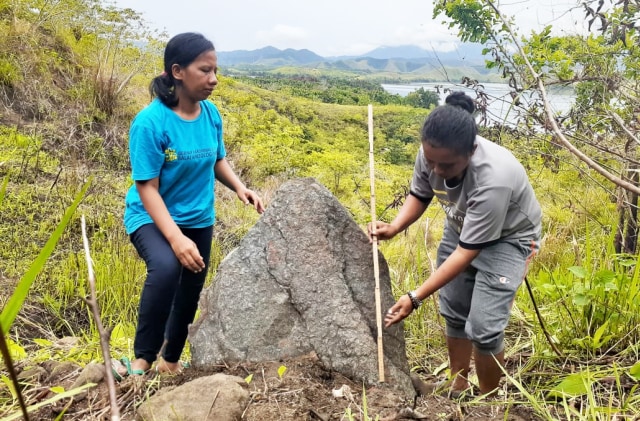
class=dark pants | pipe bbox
[130,223,213,364]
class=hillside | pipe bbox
[216,46,324,66]
[1,1,640,420]
[218,43,502,82]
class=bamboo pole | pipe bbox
[368,104,385,382]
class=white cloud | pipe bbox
[112,0,594,56]
[389,25,459,51]
[256,25,309,48]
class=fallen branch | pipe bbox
[523,277,564,357]
[81,215,121,421]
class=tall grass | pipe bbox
[1,107,639,420]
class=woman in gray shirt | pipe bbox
[371,92,541,397]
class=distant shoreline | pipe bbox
[382,82,576,126]
[223,65,505,85]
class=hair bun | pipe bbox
[445,91,475,114]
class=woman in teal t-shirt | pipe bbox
[115,33,264,379]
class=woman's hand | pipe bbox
[237,187,265,214]
[367,221,399,242]
[384,294,414,327]
[170,234,205,273]
[136,178,205,273]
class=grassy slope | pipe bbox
[0,77,429,334]
[1,47,638,421]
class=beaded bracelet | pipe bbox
[407,290,422,310]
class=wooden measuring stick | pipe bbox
[368,104,385,382]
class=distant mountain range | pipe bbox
[217,43,494,76]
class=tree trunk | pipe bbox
[615,166,639,254]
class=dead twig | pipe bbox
[205,389,220,420]
[523,276,563,357]
[309,408,330,420]
[81,215,121,421]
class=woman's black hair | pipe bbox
[420,91,477,156]
[150,32,215,107]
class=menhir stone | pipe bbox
[189,177,414,396]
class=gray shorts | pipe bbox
[437,225,539,355]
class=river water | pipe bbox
[381,82,575,126]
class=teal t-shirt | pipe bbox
[124,98,227,235]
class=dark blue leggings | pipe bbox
[129,223,213,365]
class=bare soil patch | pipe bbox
[7,353,540,420]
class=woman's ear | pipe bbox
[171,64,182,80]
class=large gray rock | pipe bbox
[189,178,414,396]
[136,374,249,421]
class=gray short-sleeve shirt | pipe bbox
[410,136,542,249]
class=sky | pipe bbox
[112,0,587,56]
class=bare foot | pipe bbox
[155,358,186,374]
[111,357,150,381]
[130,358,151,373]
[452,377,470,392]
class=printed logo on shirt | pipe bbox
[164,148,178,162]
[438,201,465,233]
[432,191,465,233]
[180,148,216,160]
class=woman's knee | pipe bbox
[467,323,505,355]
[149,255,181,275]
[142,256,182,292]
[445,320,468,339]
[472,336,504,355]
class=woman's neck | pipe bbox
[445,168,467,188]
[172,95,201,120]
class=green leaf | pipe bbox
[110,323,128,341]
[433,361,449,376]
[0,178,91,334]
[245,374,253,384]
[573,293,590,306]
[362,386,369,420]
[1,383,95,421]
[629,361,640,381]
[7,339,26,361]
[617,258,636,267]
[0,173,9,207]
[33,339,53,347]
[547,373,591,398]
[49,386,65,394]
[568,266,588,278]
[591,321,612,348]
[594,269,615,284]
[277,365,287,379]
[1,375,17,399]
